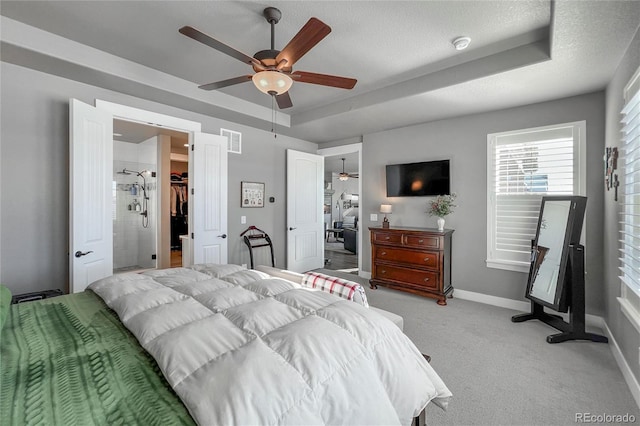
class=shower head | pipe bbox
[117,168,155,178]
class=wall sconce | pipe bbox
[380,204,392,228]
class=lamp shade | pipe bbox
[252,71,293,95]
[380,204,392,214]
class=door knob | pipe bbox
[289,227,297,231]
[218,234,227,239]
[74,250,93,258]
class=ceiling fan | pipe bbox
[338,158,359,181]
[179,7,357,109]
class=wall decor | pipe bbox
[241,181,265,208]
[604,147,619,200]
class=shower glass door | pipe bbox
[113,140,157,273]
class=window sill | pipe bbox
[486,259,530,274]
[618,278,640,334]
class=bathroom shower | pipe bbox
[117,168,155,228]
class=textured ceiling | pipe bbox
[2,1,639,143]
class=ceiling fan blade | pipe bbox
[179,26,263,68]
[198,75,253,91]
[292,71,357,89]
[275,92,293,109]
[275,18,331,68]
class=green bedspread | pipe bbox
[0,291,195,425]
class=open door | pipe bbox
[286,149,324,272]
[69,99,113,293]
[191,132,228,264]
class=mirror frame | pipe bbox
[525,196,587,312]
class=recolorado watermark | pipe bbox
[575,413,636,423]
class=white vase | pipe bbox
[437,217,445,231]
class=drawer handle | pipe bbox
[381,251,387,256]
[381,269,386,274]
[424,277,430,282]
[385,236,390,240]
[418,239,424,243]
[424,257,430,262]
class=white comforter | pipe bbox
[89,264,451,425]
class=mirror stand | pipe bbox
[512,244,608,344]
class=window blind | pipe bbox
[487,122,585,271]
[620,88,640,295]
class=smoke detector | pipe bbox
[453,36,471,50]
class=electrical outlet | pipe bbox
[370,213,378,222]
[241,216,246,224]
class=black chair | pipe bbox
[344,228,357,253]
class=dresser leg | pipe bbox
[437,298,447,306]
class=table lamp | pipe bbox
[380,204,392,228]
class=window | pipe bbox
[618,66,640,332]
[487,121,586,272]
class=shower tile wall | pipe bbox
[113,139,157,272]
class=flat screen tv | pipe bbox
[386,160,450,197]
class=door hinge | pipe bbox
[191,144,194,151]
[191,188,194,195]
[191,233,194,239]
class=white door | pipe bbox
[286,149,324,272]
[191,132,228,264]
[69,99,113,293]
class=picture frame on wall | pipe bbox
[241,181,265,208]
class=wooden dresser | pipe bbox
[369,227,454,305]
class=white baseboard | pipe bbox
[453,288,604,330]
[602,321,640,409]
[453,288,530,312]
[359,271,371,280]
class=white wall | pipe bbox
[604,26,640,386]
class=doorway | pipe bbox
[70,98,228,293]
[318,144,362,275]
[112,119,189,273]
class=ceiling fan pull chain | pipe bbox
[271,96,277,138]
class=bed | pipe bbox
[1,264,451,425]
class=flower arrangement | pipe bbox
[428,193,457,218]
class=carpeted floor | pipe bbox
[314,269,640,426]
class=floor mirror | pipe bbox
[512,196,607,344]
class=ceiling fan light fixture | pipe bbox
[252,71,293,95]
[338,158,350,180]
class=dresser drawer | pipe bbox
[403,234,440,249]
[375,247,439,268]
[373,232,403,245]
[375,264,439,290]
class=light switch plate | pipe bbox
[370,213,378,221]
[241,216,246,224]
